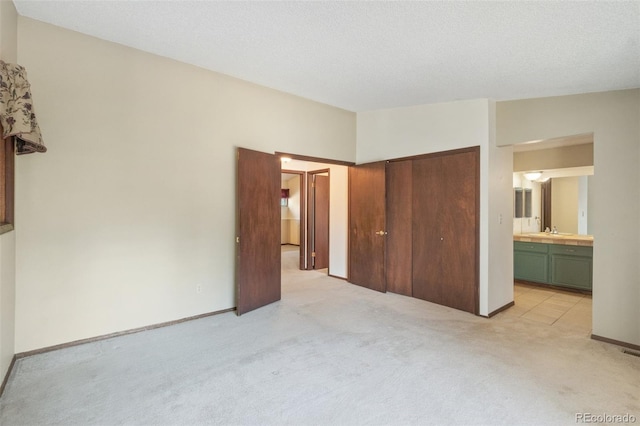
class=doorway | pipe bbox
[281,170,305,270]
[280,167,331,274]
[278,154,350,278]
[510,133,594,332]
[237,148,351,315]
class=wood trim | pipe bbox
[473,147,480,315]
[275,151,355,167]
[347,165,352,282]
[590,334,640,352]
[483,301,515,318]
[0,354,16,398]
[15,308,235,359]
[386,146,480,164]
[542,180,552,231]
[0,130,15,225]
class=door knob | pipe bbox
[375,230,387,236]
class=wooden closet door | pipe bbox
[412,155,445,304]
[348,161,387,292]
[412,148,479,314]
[386,160,413,296]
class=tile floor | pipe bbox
[501,282,592,336]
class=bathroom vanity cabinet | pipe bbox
[514,239,592,291]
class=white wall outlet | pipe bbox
[196,284,202,294]
[499,213,503,224]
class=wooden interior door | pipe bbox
[348,161,386,292]
[236,147,281,315]
[312,174,330,269]
[412,148,479,314]
[385,160,413,296]
[412,155,444,305]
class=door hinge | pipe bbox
[236,237,240,243]
[311,252,316,257]
[311,182,315,188]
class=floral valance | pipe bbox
[0,60,46,155]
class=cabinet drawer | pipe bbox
[549,245,592,257]
[514,241,549,254]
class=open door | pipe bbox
[310,173,330,270]
[236,147,281,315]
[348,161,386,292]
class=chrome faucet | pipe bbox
[551,226,558,234]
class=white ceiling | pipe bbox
[13,1,640,112]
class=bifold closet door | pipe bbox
[348,161,386,292]
[411,148,479,314]
[386,160,413,296]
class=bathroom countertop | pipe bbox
[513,232,593,247]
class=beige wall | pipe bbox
[15,17,356,352]
[0,0,17,385]
[513,143,593,172]
[357,99,515,316]
[551,177,579,234]
[497,89,640,346]
[0,0,16,63]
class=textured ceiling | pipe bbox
[13,1,640,112]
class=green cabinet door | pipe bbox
[514,251,549,283]
[550,245,593,290]
[514,241,549,283]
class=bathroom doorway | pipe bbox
[509,133,594,335]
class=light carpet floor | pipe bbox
[1,249,639,425]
